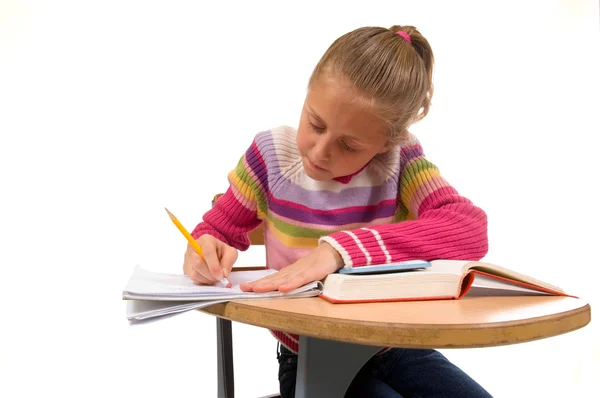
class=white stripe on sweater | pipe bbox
[344,230,372,266]
[361,227,391,263]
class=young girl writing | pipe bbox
[184,25,492,397]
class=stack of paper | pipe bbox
[123,266,323,324]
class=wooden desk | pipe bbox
[201,296,591,397]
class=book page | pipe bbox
[425,260,472,275]
[466,261,564,293]
[466,273,553,297]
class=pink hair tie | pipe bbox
[396,30,411,44]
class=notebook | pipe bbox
[122,266,322,324]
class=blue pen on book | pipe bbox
[338,260,431,275]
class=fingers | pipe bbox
[184,247,214,285]
[240,267,313,293]
[198,235,224,281]
[192,267,214,285]
[240,278,278,293]
[183,235,239,285]
[220,245,238,278]
[241,275,291,293]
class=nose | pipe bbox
[312,134,332,162]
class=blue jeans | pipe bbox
[277,344,492,398]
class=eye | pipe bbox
[340,140,356,152]
[308,121,325,133]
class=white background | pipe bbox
[1,0,598,397]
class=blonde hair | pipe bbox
[308,25,434,145]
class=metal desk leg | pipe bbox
[217,318,234,398]
[295,336,382,398]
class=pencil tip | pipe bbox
[164,207,174,219]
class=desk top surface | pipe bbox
[200,295,591,348]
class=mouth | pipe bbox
[307,158,328,172]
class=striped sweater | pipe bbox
[192,125,488,353]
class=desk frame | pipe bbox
[208,296,591,398]
[216,318,382,398]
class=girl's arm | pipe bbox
[320,143,488,267]
[191,139,267,251]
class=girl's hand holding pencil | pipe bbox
[165,207,236,287]
[182,234,238,286]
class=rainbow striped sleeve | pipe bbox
[191,134,269,250]
[320,142,488,267]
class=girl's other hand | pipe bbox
[240,243,343,293]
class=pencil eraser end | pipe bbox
[220,277,232,288]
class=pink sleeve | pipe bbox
[191,137,268,250]
[191,187,262,251]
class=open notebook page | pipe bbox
[122,266,322,301]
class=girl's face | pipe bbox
[297,75,390,181]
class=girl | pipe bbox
[184,25,492,397]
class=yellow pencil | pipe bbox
[164,207,231,288]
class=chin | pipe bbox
[308,173,331,182]
[304,167,329,181]
[302,159,331,181]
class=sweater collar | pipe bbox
[332,162,369,184]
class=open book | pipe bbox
[122,266,322,324]
[319,260,571,303]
